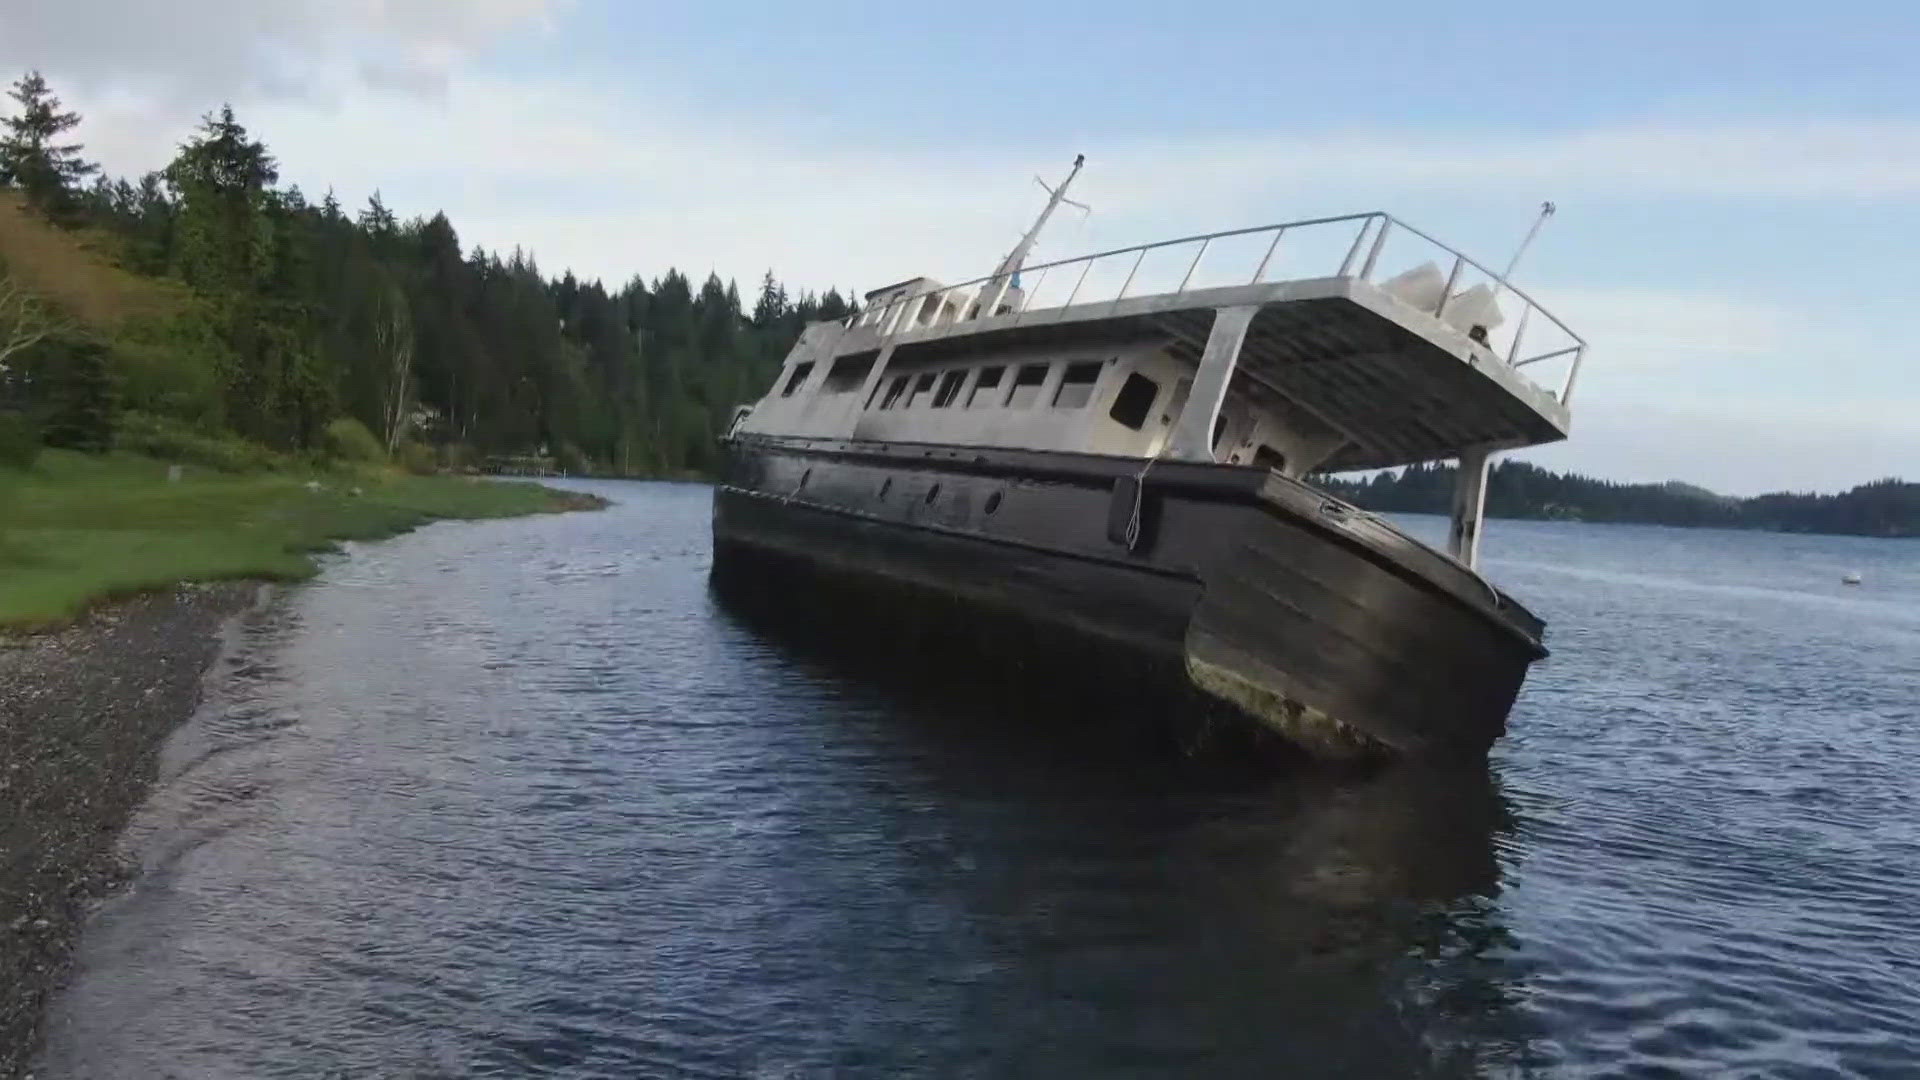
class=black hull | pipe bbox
[712,435,1545,759]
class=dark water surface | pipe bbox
[41,482,1920,1078]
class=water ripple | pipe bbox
[37,490,1920,1078]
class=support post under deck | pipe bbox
[1448,447,1491,570]
[850,341,898,417]
[798,322,849,397]
[1163,304,1258,462]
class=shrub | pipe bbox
[32,337,117,453]
[111,309,231,428]
[114,411,283,472]
[555,441,593,477]
[438,442,478,473]
[397,440,438,475]
[322,417,385,464]
[0,411,39,470]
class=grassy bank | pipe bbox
[0,450,602,629]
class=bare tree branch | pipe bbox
[375,285,414,455]
[0,274,71,377]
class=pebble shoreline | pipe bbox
[0,582,259,1078]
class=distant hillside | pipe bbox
[1319,461,1920,539]
[0,190,182,326]
[1658,480,1737,506]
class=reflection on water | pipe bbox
[717,577,1535,1073]
[40,482,1920,1077]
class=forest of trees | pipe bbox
[0,70,850,475]
[1319,460,1920,538]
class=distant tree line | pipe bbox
[0,70,851,475]
[1319,460,1920,539]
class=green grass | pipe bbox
[0,450,601,629]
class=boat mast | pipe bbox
[992,154,1086,281]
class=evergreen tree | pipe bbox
[751,270,788,328]
[359,190,396,240]
[166,105,279,293]
[34,338,116,452]
[0,71,98,213]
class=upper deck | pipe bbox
[741,211,1587,473]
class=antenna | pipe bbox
[1015,171,1091,244]
[1501,201,1556,283]
[1035,169,1091,215]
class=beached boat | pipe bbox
[712,158,1587,759]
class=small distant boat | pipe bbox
[1842,571,1863,586]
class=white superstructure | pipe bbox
[736,161,1587,569]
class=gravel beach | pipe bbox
[0,582,260,1077]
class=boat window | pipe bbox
[932,369,966,408]
[905,371,938,408]
[1252,444,1287,473]
[1108,373,1159,430]
[823,354,874,394]
[1052,361,1102,409]
[782,361,814,397]
[878,374,910,410]
[1006,363,1051,409]
[968,365,1005,407]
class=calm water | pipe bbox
[40,483,1920,1078]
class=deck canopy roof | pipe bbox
[832,212,1584,472]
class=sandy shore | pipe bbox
[0,582,259,1078]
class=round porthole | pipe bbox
[984,491,1002,514]
[925,483,941,504]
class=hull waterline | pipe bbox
[713,436,1545,761]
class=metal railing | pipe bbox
[845,211,1589,405]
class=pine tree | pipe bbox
[36,338,116,452]
[165,105,278,293]
[751,271,786,327]
[360,190,396,240]
[126,171,174,275]
[0,71,98,213]
[166,105,276,196]
[818,288,852,322]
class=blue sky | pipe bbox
[4,0,1917,493]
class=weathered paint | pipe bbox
[714,436,1545,759]
[742,277,1572,471]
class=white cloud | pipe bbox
[1147,120,1920,203]
[150,82,1920,283]
[0,0,562,105]
[21,55,1920,292]
[1545,288,1793,364]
